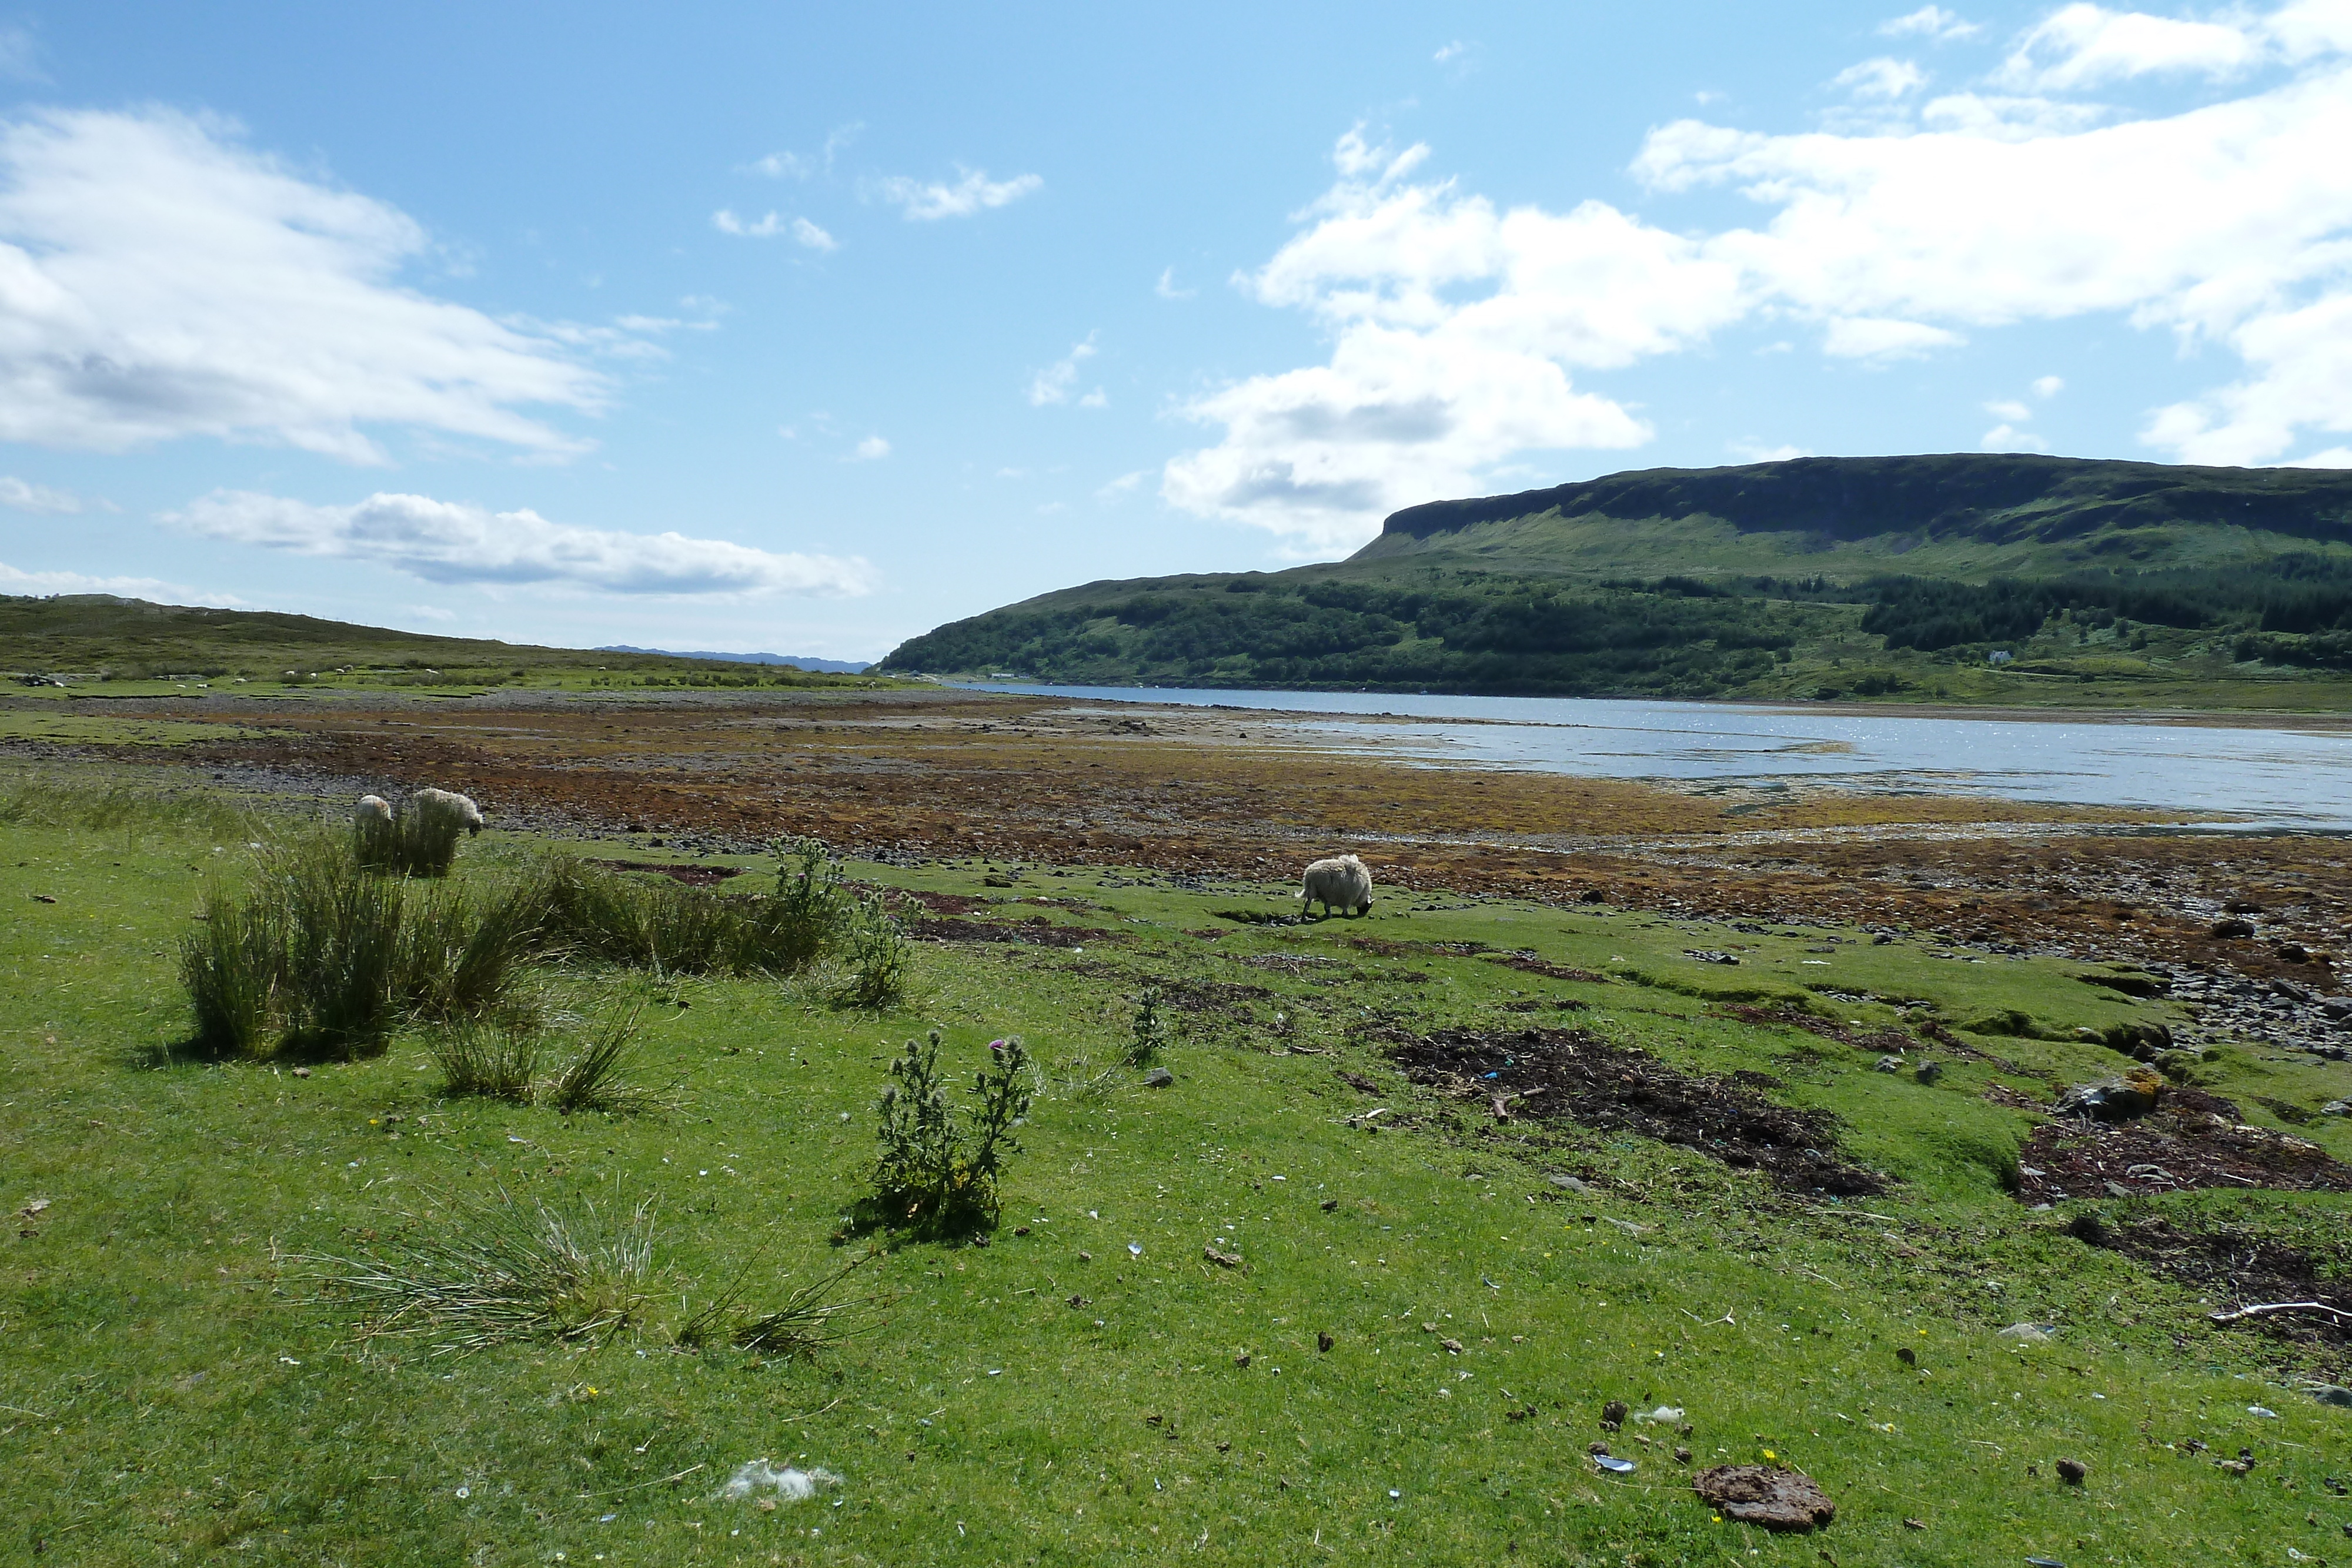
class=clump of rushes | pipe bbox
[1127,985,1171,1066]
[539,1004,659,1115]
[425,1020,540,1102]
[427,1005,662,1115]
[513,840,858,978]
[308,1191,657,1355]
[866,1032,1033,1233]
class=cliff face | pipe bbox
[1369,454,2352,553]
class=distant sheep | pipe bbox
[1299,854,1374,920]
[405,787,486,839]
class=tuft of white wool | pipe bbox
[1299,853,1374,918]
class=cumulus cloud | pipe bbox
[1880,6,1979,41]
[849,435,890,461]
[1982,422,2050,451]
[1164,15,2352,548]
[1155,266,1195,300]
[2000,4,2264,89]
[1028,334,1104,407]
[2032,373,2066,397]
[1984,397,2033,421]
[1728,440,1813,463]
[0,108,616,463]
[877,165,1042,220]
[166,491,873,597]
[0,476,83,513]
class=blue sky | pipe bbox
[1,1,2348,659]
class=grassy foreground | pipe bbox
[4,781,2349,1565]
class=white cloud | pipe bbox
[1434,40,1469,63]
[1880,6,1979,41]
[1168,23,2352,547]
[2032,373,2066,397]
[2000,4,2264,90]
[877,165,1042,220]
[0,476,82,513]
[850,436,890,461]
[1981,422,2049,450]
[406,603,457,621]
[1156,266,1195,300]
[1834,57,1929,99]
[0,108,610,463]
[1728,440,1812,463]
[166,490,873,597]
[713,210,836,250]
[1095,470,1147,500]
[1984,397,2033,421]
[748,151,813,180]
[0,560,239,604]
[1029,334,1104,407]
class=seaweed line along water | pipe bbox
[958,684,2352,830]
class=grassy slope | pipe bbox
[4,788,2350,1563]
[0,595,904,693]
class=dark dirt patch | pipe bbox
[1719,1004,1923,1057]
[911,917,1120,949]
[1341,936,1493,958]
[898,888,994,916]
[1691,1465,1836,1532]
[2016,1094,2352,1204]
[1212,908,1304,927]
[2086,1213,2352,1351]
[591,859,746,887]
[1234,952,1349,976]
[1151,978,1274,1016]
[1335,1069,1382,1094]
[1388,1026,1887,1196]
[1486,954,1611,984]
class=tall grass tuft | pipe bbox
[397,880,544,1025]
[274,840,407,1054]
[540,1004,654,1115]
[309,1191,657,1354]
[674,1252,880,1355]
[426,1021,540,1101]
[179,892,282,1057]
[0,774,270,840]
[514,842,858,978]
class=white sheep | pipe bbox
[353,794,397,865]
[1299,854,1374,920]
[396,787,487,874]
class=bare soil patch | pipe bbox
[1388,1025,1887,1196]
[2086,1212,2352,1352]
[590,859,746,887]
[910,917,1117,949]
[2016,1092,2352,1204]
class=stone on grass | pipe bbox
[2054,1068,2164,1121]
[1142,1066,1174,1088]
[1692,1465,1836,1532]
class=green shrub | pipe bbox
[867,1031,1033,1232]
[395,880,544,1025]
[275,841,407,1053]
[514,843,857,978]
[833,892,911,1009]
[1126,985,1170,1066]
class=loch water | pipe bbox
[957,683,2352,832]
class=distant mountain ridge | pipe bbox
[596,646,870,673]
[877,453,2352,705]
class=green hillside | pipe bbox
[880,454,2352,707]
[0,594,894,693]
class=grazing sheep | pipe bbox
[353,794,398,867]
[1299,854,1374,920]
[396,787,487,875]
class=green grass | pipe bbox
[4,778,2350,1563]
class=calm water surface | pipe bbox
[958,683,2352,831]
